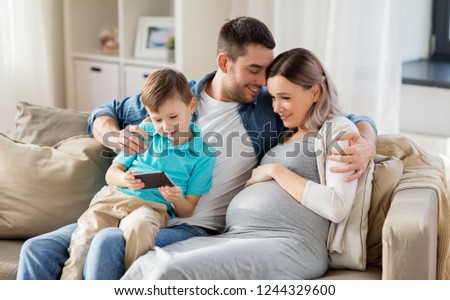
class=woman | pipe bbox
[122,48,365,280]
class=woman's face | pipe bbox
[267,75,318,129]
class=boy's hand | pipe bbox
[123,170,145,190]
[159,186,184,203]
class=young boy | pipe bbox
[60,69,216,280]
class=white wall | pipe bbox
[0,0,437,134]
[0,0,65,134]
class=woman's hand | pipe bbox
[245,164,279,188]
[159,186,184,203]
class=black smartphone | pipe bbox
[133,171,175,189]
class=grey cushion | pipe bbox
[12,101,90,146]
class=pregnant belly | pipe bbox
[225,180,301,232]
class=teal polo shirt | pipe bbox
[113,122,216,217]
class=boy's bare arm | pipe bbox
[174,194,201,218]
[159,186,200,218]
[105,162,145,190]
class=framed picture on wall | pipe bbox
[134,17,175,59]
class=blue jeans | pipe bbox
[16,223,213,280]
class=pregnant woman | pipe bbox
[122,48,371,280]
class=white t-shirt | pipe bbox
[168,90,258,231]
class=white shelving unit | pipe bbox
[63,0,231,111]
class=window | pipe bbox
[433,0,450,58]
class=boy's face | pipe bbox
[147,95,196,145]
[223,44,274,104]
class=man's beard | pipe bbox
[227,83,258,105]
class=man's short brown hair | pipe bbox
[141,68,193,111]
[217,16,275,61]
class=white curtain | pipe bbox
[230,0,402,134]
[0,0,64,133]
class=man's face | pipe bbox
[224,44,274,104]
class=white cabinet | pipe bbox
[73,60,120,112]
[124,65,158,96]
[400,84,450,177]
[63,0,231,110]
[400,84,450,137]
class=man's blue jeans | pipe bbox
[17,223,213,280]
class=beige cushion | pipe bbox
[366,154,403,266]
[329,160,374,271]
[0,134,112,239]
[12,101,90,146]
[312,117,374,271]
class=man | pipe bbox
[17,16,376,280]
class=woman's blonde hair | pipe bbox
[266,48,344,133]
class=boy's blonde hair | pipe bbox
[141,68,193,111]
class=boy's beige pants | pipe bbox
[60,186,168,280]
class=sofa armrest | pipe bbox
[382,188,438,279]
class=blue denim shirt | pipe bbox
[87,71,377,160]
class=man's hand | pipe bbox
[104,125,149,155]
[117,125,149,154]
[327,131,376,182]
[93,115,150,155]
